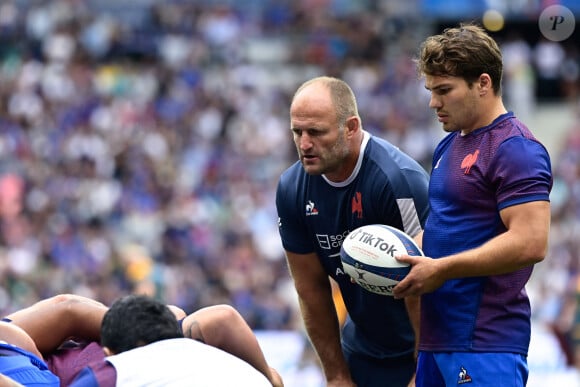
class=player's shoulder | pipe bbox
[489,113,539,143]
[486,114,549,160]
[277,160,316,203]
[366,134,398,154]
[279,160,304,184]
[367,135,418,161]
[366,135,429,177]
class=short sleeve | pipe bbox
[491,137,552,210]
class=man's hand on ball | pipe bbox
[392,254,444,299]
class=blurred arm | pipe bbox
[0,374,24,387]
[5,294,108,355]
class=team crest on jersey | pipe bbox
[351,192,363,219]
[461,150,479,174]
[457,366,472,384]
[305,200,319,216]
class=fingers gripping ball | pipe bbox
[340,224,424,296]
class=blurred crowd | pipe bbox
[531,103,580,371]
[0,0,579,373]
[0,0,435,330]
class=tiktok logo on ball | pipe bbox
[348,228,398,257]
[538,5,575,42]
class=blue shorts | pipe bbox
[416,351,528,387]
[343,349,416,387]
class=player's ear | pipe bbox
[103,346,115,356]
[477,73,492,96]
[345,115,360,134]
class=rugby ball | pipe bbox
[340,224,423,296]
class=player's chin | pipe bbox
[441,122,459,133]
[301,161,324,175]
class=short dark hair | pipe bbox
[101,294,183,354]
[417,23,503,95]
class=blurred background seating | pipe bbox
[0,1,578,385]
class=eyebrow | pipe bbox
[425,83,452,91]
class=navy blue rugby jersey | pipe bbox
[276,131,430,359]
[421,112,552,355]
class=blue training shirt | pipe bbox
[276,131,430,359]
[0,343,60,386]
[421,112,553,355]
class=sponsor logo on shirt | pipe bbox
[461,150,479,174]
[305,200,318,216]
[457,366,472,384]
[316,231,350,250]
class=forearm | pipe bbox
[285,251,353,384]
[0,374,24,387]
[298,291,351,383]
[404,295,420,357]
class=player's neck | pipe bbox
[462,99,507,136]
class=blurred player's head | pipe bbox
[101,294,183,355]
[289,76,363,182]
[417,23,503,96]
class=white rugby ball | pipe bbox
[340,224,423,296]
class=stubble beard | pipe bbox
[298,136,350,177]
[320,135,350,178]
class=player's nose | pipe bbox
[429,94,442,109]
[298,134,313,150]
